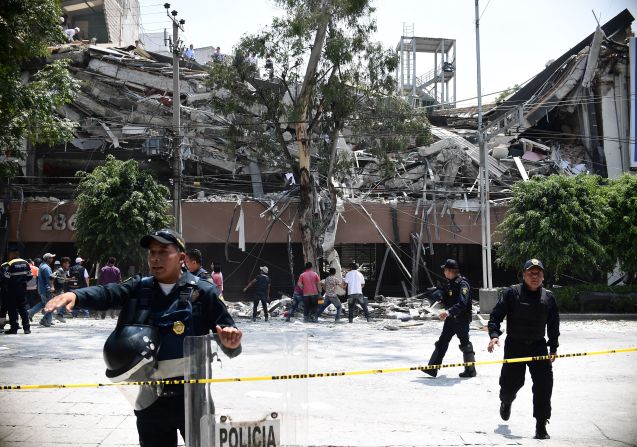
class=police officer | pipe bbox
[423,259,476,378]
[487,258,560,440]
[46,229,242,446]
[1,246,33,334]
[184,248,210,280]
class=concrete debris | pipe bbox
[41,10,632,203]
[222,292,483,326]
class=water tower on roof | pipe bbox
[397,24,456,110]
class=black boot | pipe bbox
[424,343,443,377]
[458,343,477,378]
[534,419,550,439]
[500,402,511,421]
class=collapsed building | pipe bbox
[2,9,635,301]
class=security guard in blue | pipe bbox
[423,259,476,378]
[45,229,243,447]
[1,247,33,334]
[487,258,559,440]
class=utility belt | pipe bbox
[159,380,185,397]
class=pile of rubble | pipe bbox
[40,9,632,203]
[224,294,487,331]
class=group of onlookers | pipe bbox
[0,252,123,333]
[245,261,371,323]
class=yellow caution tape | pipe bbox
[1,347,635,391]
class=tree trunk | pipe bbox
[295,5,330,266]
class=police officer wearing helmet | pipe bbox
[424,259,476,378]
[46,229,242,447]
[487,258,560,440]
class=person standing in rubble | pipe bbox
[316,267,342,322]
[243,266,271,322]
[487,258,559,440]
[423,259,476,378]
[343,262,370,323]
[298,262,321,322]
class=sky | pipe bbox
[138,0,636,106]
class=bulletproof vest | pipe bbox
[2,258,31,294]
[442,275,471,319]
[117,276,206,362]
[506,284,549,342]
[68,264,88,289]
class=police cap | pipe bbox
[441,259,460,270]
[140,229,186,252]
[523,258,544,271]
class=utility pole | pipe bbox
[164,3,185,233]
[475,0,493,290]
[475,0,497,314]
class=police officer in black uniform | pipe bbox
[487,258,560,440]
[424,259,476,378]
[46,229,242,447]
[1,246,33,334]
[184,248,210,280]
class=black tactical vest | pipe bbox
[506,284,549,342]
[442,275,472,319]
[68,264,88,289]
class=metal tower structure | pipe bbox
[397,24,456,110]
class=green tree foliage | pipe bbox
[208,0,430,263]
[74,156,172,267]
[605,174,637,280]
[0,0,78,179]
[209,0,430,175]
[496,175,612,283]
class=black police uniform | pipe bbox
[425,274,475,377]
[73,270,240,447]
[1,258,33,334]
[192,266,211,280]
[488,282,560,422]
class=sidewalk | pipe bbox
[1,317,636,446]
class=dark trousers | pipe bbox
[303,294,318,321]
[347,294,370,322]
[135,395,185,447]
[435,316,470,357]
[0,296,6,319]
[252,295,268,320]
[499,338,553,420]
[6,293,30,330]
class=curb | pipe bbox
[478,313,637,320]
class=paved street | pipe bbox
[0,316,636,446]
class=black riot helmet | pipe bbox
[103,324,160,382]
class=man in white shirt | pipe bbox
[64,27,80,42]
[343,262,370,323]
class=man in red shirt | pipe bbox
[297,262,321,322]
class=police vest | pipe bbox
[506,284,549,342]
[441,275,471,319]
[68,264,88,289]
[1,258,32,294]
[119,276,210,363]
